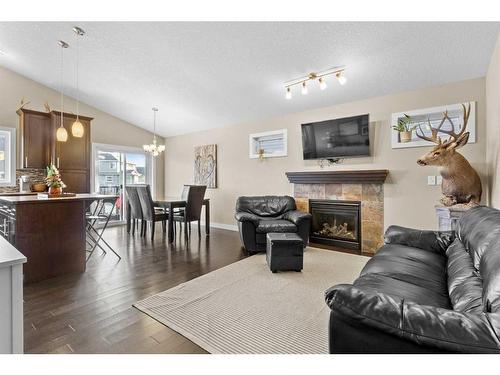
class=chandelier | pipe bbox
[143,107,165,156]
[284,66,347,100]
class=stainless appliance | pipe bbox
[19,175,30,193]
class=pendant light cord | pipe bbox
[60,44,64,129]
[75,32,79,121]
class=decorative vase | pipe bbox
[48,186,62,195]
[400,130,413,143]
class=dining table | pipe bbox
[126,196,210,243]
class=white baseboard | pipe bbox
[201,221,238,232]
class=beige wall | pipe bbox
[165,78,486,230]
[0,66,164,197]
[487,36,500,208]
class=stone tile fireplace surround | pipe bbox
[286,170,389,254]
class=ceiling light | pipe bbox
[56,40,69,143]
[143,107,165,157]
[301,81,308,95]
[283,66,346,99]
[336,71,347,85]
[72,26,86,138]
[319,77,327,90]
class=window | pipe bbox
[249,129,287,159]
[0,127,16,186]
[105,176,114,184]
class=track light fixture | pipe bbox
[336,71,347,85]
[301,81,308,95]
[283,66,346,99]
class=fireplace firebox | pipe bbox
[309,199,361,251]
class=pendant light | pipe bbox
[71,26,85,138]
[143,107,165,157]
[56,40,69,142]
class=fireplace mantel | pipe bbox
[285,170,389,184]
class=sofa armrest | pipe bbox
[384,225,455,254]
[282,210,312,226]
[234,212,260,226]
[326,285,500,353]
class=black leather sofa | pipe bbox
[234,196,312,254]
[325,206,500,353]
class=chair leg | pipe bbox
[198,220,201,237]
[141,221,146,237]
[162,219,166,233]
[189,222,192,235]
[151,221,155,240]
[132,219,136,235]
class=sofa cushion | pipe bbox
[446,239,483,313]
[353,273,451,308]
[456,206,500,270]
[479,236,500,313]
[361,244,447,287]
[236,196,296,217]
[356,244,450,308]
[256,219,297,234]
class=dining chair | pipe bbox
[137,185,168,240]
[125,185,143,236]
[173,185,207,239]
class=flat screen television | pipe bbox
[301,114,370,159]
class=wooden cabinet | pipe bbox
[17,109,92,193]
[17,109,52,169]
[51,112,91,193]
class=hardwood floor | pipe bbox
[23,224,247,354]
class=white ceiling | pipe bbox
[0,22,499,137]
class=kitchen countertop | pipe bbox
[0,192,38,196]
[0,193,119,205]
[0,236,26,269]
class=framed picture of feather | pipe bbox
[194,144,217,188]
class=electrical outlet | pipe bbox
[436,175,443,185]
[427,175,436,185]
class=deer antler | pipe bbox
[415,115,446,144]
[415,103,470,145]
[438,103,470,144]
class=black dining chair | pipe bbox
[125,185,144,236]
[137,185,168,240]
[173,185,207,239]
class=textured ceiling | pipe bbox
[0,22,499,137]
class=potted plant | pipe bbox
[45,164,66,195]
[392,114,415,143]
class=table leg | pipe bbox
[205,200,210,236]
[126,201,131,233]
[168,203,174,243]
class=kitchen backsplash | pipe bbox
[0,169,46,193]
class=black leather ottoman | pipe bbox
[266,233,304,273]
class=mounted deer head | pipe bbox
[415,103,481,206]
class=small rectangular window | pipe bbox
[249,129,288,159]
[0,127,16,186]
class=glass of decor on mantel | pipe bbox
[45,164,66,195]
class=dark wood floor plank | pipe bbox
[24,225,246,354]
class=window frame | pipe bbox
[0,126,17,187]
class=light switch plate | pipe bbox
[436,175,443,185]
[427,175,436,185]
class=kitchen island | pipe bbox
[0,194,117,283]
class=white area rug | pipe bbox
[134,248,368,354]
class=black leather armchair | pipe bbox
[325,206,500,353]
[235,196,312,254]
